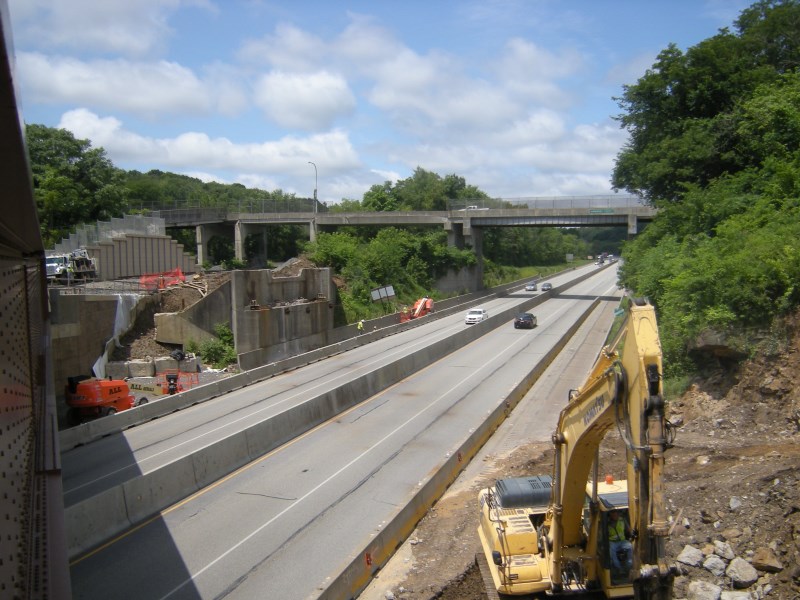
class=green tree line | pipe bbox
[613,0,800,375]
[27,0,800,388]
[26,124,597,311]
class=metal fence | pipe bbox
[446,194,646,211]
[51,214,166,254]
[137,194,646,216]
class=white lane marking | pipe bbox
[158,294,603,598]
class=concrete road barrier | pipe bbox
[63,269,610,557]
[318,298,602,600]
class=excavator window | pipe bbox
[601,508,633,584]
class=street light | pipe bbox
[308,161,318,213]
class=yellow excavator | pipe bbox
[477,298,677,598]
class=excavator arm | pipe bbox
[476,298,675,598]
[547,298,675,598]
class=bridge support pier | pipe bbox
[234,221,249,262]
[443,221,484,291]
[196,223,234,267]
[628,213,639,237]
[464,223,484,290]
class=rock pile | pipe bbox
[674,534,786,599]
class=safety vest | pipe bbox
[608,518,626,542]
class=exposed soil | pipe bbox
[111,257,317,361]
[111,269,800,598]
[365,313,800,600]
[110,271,230,361]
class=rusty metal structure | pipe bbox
[0,2,71,597]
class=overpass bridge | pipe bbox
[151,195,656,266]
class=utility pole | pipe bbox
[308,161,318,213]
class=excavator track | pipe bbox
[475,553,501,600]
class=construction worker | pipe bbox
[357,319,364,334]
[608,510,632,571]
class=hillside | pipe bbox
[363,311,800,600]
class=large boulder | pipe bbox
[726,557,758,589]
[687,580,721,600]
[127,358,155,377]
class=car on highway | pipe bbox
[513,313,537,329]
[541,282,553,291]
[524,282,537,291]
[464,308,489,324]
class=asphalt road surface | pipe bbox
[69,265,621,599]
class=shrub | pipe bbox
[196,323,237,368]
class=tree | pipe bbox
[362,183,399,211]
[612,0,800,202]
[27,124,128,246]
[613,0,800,375]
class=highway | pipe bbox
[68,264,621,599]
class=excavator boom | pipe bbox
[476,298,676,598]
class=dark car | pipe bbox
[541,282,553,291]
[513,312,537,329]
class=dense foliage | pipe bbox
[27,124,129,247]
[613,0,800,373]
[26,125,597,319]
[302,228,477,321]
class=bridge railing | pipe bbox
[446,194,645,211]
[139,197,326,216]
[141,195,647,220]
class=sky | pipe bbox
[8,0,754,204]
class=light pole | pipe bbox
[308,161,318,213]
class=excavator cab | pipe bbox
[591,479,634,591]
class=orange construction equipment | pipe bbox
[157,369,200,395]
[399,296,434,323]
[139,267,186,292]
[65,376,146,425]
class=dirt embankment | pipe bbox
[367,313,800,600]
[111,259,319,362]
[110,271,230,361]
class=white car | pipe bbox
[465,308,489,324]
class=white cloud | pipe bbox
[10,0,213,56]
[58,108,361,175]
[495,38,582,108]
[491,110,566,145]
[334,14,408,71]
[18,52,215,117]
[253,70,357,130]
[237,23,326,71]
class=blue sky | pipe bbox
[9,0,753,204]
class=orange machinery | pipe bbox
[65,377,142,425]
[399,296,434,323]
